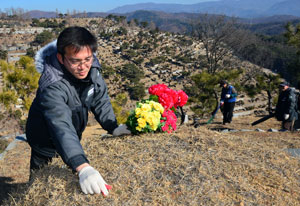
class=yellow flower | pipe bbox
[137,118,147,128]
[153,110,161,119]
[141,103,152,112]
[135,108,142,117]
[136,126,142,131]
[150,101,164,114]
[141,111,149,119]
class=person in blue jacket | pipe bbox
[219,80,237,125]
[26,26,131,196]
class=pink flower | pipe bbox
[161,110,177,133]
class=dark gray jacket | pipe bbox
[26,42,118,171]
[275,87,298,122]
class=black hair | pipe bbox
[220,80,228,86]
[57,26,97,55]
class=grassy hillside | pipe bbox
[1,116,300,205]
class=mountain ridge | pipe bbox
[108,0,300,18]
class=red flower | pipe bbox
[148,84,168,96]
[177,90,188,107]
[158,92,174,109]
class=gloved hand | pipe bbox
[113,124,131,136]
[225,94,231,99]
[284,114,290,120]
[78,166,110,195]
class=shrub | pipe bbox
[34,30,54,46]
[101,64,115,79]
[119,63,144,83]
[0,139,8,154]
[0,90,18,109]
[127,82,146,100]
[111,93,130,124]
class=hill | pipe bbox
[1,115,300,205]
[124,11,300,35]
[0,16,300,205]
[108,0,300,18]
[0,16,292,135]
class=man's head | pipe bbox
[279,81,289,91]
[220,80,228,88]
[56,26,97,79]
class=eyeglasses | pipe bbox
[64,56,93,68]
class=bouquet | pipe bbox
[126,84,188,134]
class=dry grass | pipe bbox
[1,116,300,206]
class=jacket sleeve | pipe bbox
[91,73,118,134]
[39,84,89,171]
[231,86,237,98]
[287,89,296,115]
[220,88,225,102]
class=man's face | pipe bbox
[57,46,93,79]
[280,85,288,91]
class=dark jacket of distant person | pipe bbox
[275,87,298,122]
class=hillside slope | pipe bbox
[1,115,300,205]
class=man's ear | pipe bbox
[57,53,63,64]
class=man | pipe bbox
[26,26,131,196]
[219,80,237,125]
[275,81,298,131]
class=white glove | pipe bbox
[78,166,109,195]
[284,114,289,120]
[225,94,231,99]
[113,124,131,136]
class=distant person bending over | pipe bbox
[26,26,131,196]
[219,80,237,125]
[275,81,298,131]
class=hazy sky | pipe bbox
[0,0,218,13]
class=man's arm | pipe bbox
[90,72,118,133]
[39,84,89,171]
[231,86,238,98]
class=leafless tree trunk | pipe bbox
[191,14,245,74]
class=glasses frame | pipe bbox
[63,55,94,68]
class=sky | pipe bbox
[0,0,217,13]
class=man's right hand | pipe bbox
[284,114,290,120]
[78,165,109,195]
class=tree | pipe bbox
[186,69,242,117]
[255,73,281,114]
[26,48,35,58]
[119,63,144,83]
[192,14,241,74]
[140,21,148,29]
[127,82,146,100]
[0,49,7,60]
[2,56,40,110]
[285,23,300,84]
[34,30,54,46]
[285,23,300,55]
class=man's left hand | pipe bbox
[113,124,131,136]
